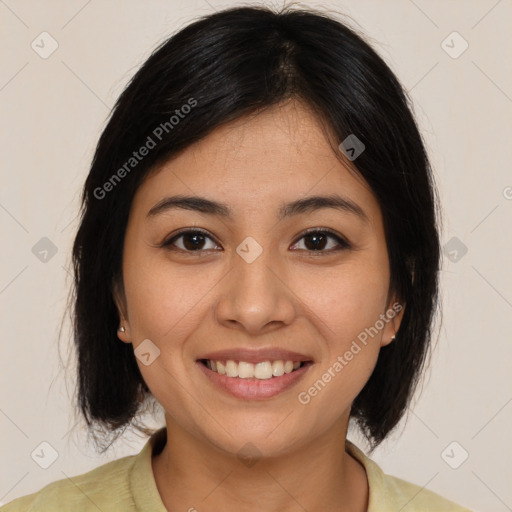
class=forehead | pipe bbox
[130,100,380,224]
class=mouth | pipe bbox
[198,358,311,379]
[195,349,314,400]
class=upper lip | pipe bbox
[198,348,313,364]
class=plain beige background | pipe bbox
[1,1,511,510]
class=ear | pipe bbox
[112,275,132,344]
[380,294,405,348]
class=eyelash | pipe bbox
[161,227,351,255]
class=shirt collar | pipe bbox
[131,427,388,511]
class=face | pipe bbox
[114,99,402,458]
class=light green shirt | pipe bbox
[1,427,473,511]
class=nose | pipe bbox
[214,243,296,335]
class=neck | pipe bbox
[152,415,368,512]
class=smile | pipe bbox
[196,358,313,400]
[200,359,307,379]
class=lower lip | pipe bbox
[196,361,312,400]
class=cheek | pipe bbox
[295,268,388,420]
[291,256,389,408]
[123,250,218,341]
[293,258,390,344]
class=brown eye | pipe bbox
[291,229,350,253]
[162,230,220,252]
[162,228,350,255]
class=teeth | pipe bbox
[272,360,285,377]
[254,361,272,379]
[205,359,305,379]
[225,360,239,378]
[238,361,254,378]
[216,361,226,375]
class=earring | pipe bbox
[391,334,396,341]
[118,326,125,333]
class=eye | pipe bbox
[161,228,351,255]
[290,229,350,253]
[161,229,220,253]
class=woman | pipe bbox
[1,5,473,511]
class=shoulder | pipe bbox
[345,440,474,512]
[0,453,137,512]
[381,473,473,511]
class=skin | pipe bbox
[114,98,403,512]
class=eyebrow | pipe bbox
[146,194,369,223]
